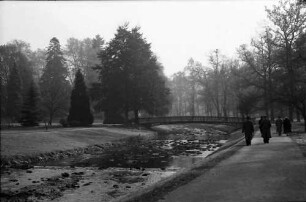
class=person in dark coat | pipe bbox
[283,117,292,135]
[242,116,254,146]
[275,116,283,136]
[260,116,271,143]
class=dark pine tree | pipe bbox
[6,63,23,124]
[68,69,93,126]
[20,80,40,127]
[40,37,70,125]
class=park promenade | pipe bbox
[159,131,306,202]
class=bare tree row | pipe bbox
[168,0,306,130]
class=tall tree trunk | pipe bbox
[124,73,129,123]
[280,105,284,117]
[289,105,294,121]
[207,103,211,116]
[223,88,228,117]
[190,83,195,116]
[49,112,53,126]
[196,100,200,116]
[264,79,269,118]
[134,110,139,124]
[296,109,301,122]
[124,108,129,123]
[302,110,306,132]
[215,97,220,117]
[212,96,221,117]
[268,74,274,121]
[178,97,182,115]
[301,101,306,132]
[270,103,275,122]
[223,107,227,117]
[287,45,294,121]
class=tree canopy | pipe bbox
[93,24,171,123]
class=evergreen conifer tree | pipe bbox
[94,25,170,123]
[20,80,40,126]
[6,63,23,123]
[40,37,70,124]
[68,69,93,126]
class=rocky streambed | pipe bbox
[1,124,237,202]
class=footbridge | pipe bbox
[138,116,247,127]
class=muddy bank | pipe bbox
[1,124,240,202]
[1,168,84,202]
[1,166,176,202]
[1,142,125,170]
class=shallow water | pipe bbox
[36,127,227,170]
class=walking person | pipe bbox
[260,116,271,144]
[283,117,292,135]
[242,116,254,146]
[275,116,283,136]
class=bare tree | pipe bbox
[238,28,277,120]
[266,0,306,120]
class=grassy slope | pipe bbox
[1,127,153,157]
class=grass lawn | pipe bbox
[1,126,154,157]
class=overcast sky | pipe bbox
[0,0,275,76]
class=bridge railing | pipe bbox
[138,116,246,125]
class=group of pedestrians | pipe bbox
[275,116,292,136]
[242,116,292,146]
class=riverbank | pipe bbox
[1,124,240,202]
[1,126,155,168]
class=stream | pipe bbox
[1,124,234,202]
[36,125,228,170]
